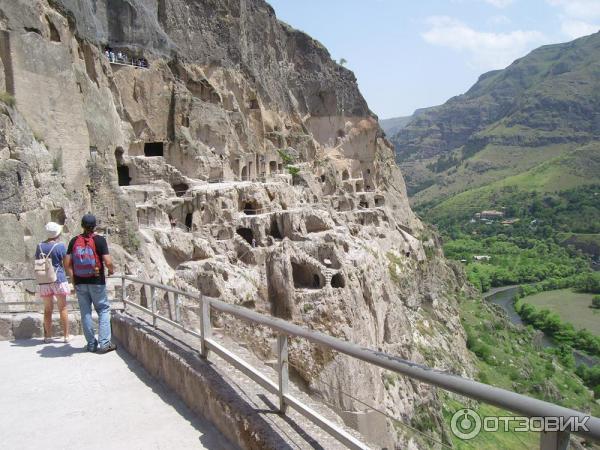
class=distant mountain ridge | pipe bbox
[380,115,412,137]
[389,31,600,203]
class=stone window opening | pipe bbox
[331,273,345,289]
[17,172,22,186]
[342,170,350,181]
[248,98,259,110]
[375,196,385,207]
[237,227,254,245]
[292,262,324,289]
[320,175,326,183]
[359,201,368,209]
[185,213,193,231]
[241,166,248,180]
[144,142,164,157]
[269,161,277,173]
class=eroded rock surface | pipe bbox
[0,0,473,447]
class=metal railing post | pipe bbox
[174,293,181,324]
[277,333,289,414]
[121,276,126,311]
[150,286,157,328]
[540,430,570,450]
[200,295,211,358]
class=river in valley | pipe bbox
[483,286,597,368]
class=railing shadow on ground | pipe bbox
[256,393,326,450]
[113,334,238,450]
[117,314,303,450]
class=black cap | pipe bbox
[81,214,96,228]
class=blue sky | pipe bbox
[267,0,600,119]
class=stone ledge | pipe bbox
[0,312,84,340]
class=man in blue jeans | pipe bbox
[64,214,117,354]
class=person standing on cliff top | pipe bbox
[64,214,117,354]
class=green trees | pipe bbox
[573,272,600,294]
[576,365,600,399]
[517,302,600,357]
[444,234,587,291]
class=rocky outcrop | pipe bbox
[0,0,472,447]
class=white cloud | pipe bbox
[488,15,512,26]
[547,0,600,39]
[560,19,600,38]
[422,16,546,70]
[547,0,600,20]
[484,0,514,8]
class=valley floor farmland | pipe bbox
[523,289,600,335]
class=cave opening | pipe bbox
[185,213,193,231]
[269,161,277,173]
[237,227,254,245]
[50,208,66,226]
[172,183,189,197]
[47,17,60,42]
[241,165,248,180]
[117,165,131,186]
[342,170,350,181]
[243,201,259,215]
[359,201,368,209]
[331,273,345,289]
[269,218,283,240]
[292,262,324,289]
[144,142,164,157]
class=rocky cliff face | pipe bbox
[0,0,472,447]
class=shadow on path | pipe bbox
[9,338,86,358]
[36,344,86,358]
[115,344,239,450]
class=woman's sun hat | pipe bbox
[45,222,63,239]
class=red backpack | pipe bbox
[72,234,101,277]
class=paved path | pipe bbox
[0,336,234,450]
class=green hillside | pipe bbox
[391,32,600,203]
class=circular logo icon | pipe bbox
[451,408,482,440]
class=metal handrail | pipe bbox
[114,275,599,449]
[4,275,599,448]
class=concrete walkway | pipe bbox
[0,336,235,450]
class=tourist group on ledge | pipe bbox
[34,214,117,354]
[104,47,149,68]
